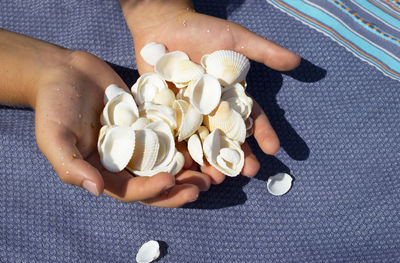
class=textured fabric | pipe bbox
[1,0,400,262]
[267,0,400,81]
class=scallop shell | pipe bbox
[267,173,293,196]
[146,121,175,170]
[136,240,160,263]
[221,83,253,119]
[173,99,203,142]
[127,128,160,172]
[155,51,204,83]
[140,42,167,66]
[139,102,177,131]
[133,149,184,177]
[197,126,209,142]
[203,129,244,177]
[187,133,204,166]
[101,92,139,126]
[131,73,168,106]
[152,88,176,107]
[201,50,250,86]
[131,117,150,130]
[104,84,126,105]
[203,101,246,144]
[185,74,221,115]
[98,126,136,173]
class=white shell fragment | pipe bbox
[136,240,160,263]
[104,84,126,105]
[186,74,221,115]
[140,42,167,66]
[98,126,135,173]
[101,92,139,127]
[202,50,250,86]
[187,133,205,166]
[131,73,168,106]
[267,173,293,196]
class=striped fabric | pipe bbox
[267,0,400,81]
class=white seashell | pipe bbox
[139,102,177,130]
[267,173,293,196]
[167,150,185,176]
[173,100,203,142]
[186,74,221,115]
[221,83,253,119]
[104,84,126,105]
[155,51,204,83]
[131,73,168,106]
[200,54,209,68]
[203,101,246,144]
[98,126,136,173]
[101,93,139,126]
[187,134,204,166]
[245,116,253,138]
[131,117,150,130]
[152,88,175,107]
[197,126,209,142]
[140,42,167,66]
[146,121,175,169]
[202,50,250,86]
[127,128,159,172]
[203,129,244,177]
[136,240,160,263]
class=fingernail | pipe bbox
[189,193,199,203]
[82,180,99,196]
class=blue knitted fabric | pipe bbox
[0,1,399,262]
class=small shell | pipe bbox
[221,83,253,119]
[131,117,150,130]
[139,102,177,131]
[152,88,175,107]
[98,126,136,173]
[147,121,175,170]
[203,129,244,177]
[197,126,209,142]
[127,128,159,172]
[131,73,168,106]
[186,74,221,115]
[202,50,250,86]
[203,101,246,144]
[245,116,253,138]
[167,150,185,176]
[155,51,204,83]
[104,84,126,105]
[267,173,293,196]
[136,240,160,263]
[187,134,204,166]
[140,42,167,66]
[101,93,139,126]
[173,100,203,142]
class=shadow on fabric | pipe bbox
[194,0,245,19]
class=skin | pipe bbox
[0,0,300,208]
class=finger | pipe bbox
[200,162,226,184]
[176,141,193,169]
[175,169,211,191]
[251,100,280,155]
[141,184,200,208]
[231,23,301,71]
[241,142,260,178]
[36,121,104,196]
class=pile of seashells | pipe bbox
[97,42,254,177]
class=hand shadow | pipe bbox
[194,0,245,20]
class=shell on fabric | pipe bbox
[201,50,250,86]
[185,74,221,115]
[203,129,244,177]
[203,101,246,144]
[187,133,205,166]
[136,240,160,263]
[100,92,139,127]
[131,73,168,106]
[173,99,203,142]
[155,51,204,84]
[267,173,293,196]
[104,84,126,105]
[98,125,136,173]
[221,82,253,119]
[139,102,177,131]
[140,42,167,66]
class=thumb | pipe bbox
[36,121,104,196]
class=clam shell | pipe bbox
[267,173,293,196]
[127,128,159,172]
[221,83,253,119]
[203,101,246,144]
[173,99,203,142]
[146,121,175,169]
[131,73,168,106]
[203,129,244,177]
[98,126,136,173]
[133,149,184,177]
[131,117,150,130]
[202,50,250,86]
[140,42,167,66]
[197,126,209,142]
[139,102,177,131]
[152,88,175,107]
[104,84,126,105]
[187,134,204,166]
[136,240,160,263]
[186,74,221,115]
[155,51,204,83]
[101,93,139,126]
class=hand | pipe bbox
[121,0,301,183]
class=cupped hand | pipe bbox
[122,1,301,184]
[34,50,209,207]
